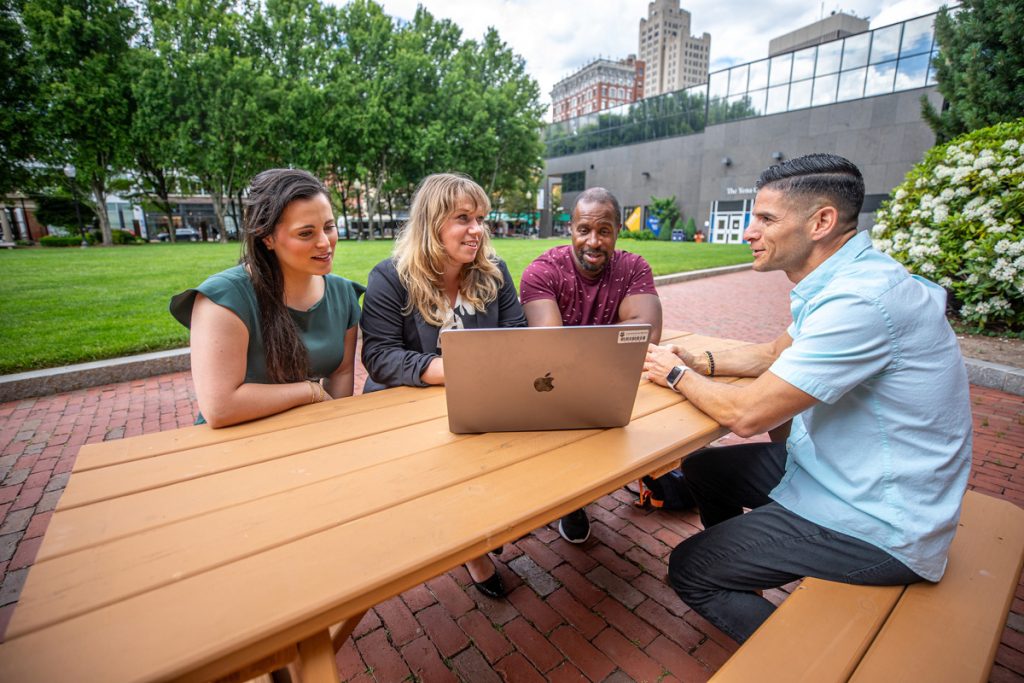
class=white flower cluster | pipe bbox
[960,297,1013,319]
[871,124,1024,329]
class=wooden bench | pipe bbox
[711,490,1024,682]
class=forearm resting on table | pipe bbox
[420,356,445,385]
[677,370,813,438]
[198,381,321,428]
[688,336,790,378]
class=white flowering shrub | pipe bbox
[871,119,1024,331]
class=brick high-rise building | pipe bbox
[550,56,646,123]
[638,0,710,97]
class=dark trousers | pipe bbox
[668,443,923,644]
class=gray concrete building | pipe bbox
[769,11,869,57]
[639,0,711,97]
[542,10,942,243]
[544,87,939,241]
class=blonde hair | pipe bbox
[393,173,502,326]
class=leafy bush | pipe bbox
[40,235,85,247]
[111,229,141,244]
[871,118,1024,331]
[618,229,659,241]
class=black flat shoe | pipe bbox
[473,571,506,599]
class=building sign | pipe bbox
[725,186,756,195]
[624,206,642,232]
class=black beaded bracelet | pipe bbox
[704,350,716,377]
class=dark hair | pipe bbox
[573,187,622,226]
[241,168,328,384]
[755,153,865,231]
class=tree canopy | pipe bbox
[924,0,1024,142]
[4,0,546,242]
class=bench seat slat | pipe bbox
[850,490,1024,683]
[712,490,1024,682]
[710,580,903,682]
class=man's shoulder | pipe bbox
[530,244,572,266]
[522,245,572,279]
[822,249,910,301]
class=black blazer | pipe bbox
[360,258,527,392]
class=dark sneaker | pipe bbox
[558,508,591,544]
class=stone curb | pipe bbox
[963,357,1024,397]
[0,348,191,403]
[653,262,752,286]
[2,261,1021,401]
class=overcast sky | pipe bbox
[370,0,948,119]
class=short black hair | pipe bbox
[756,153,865,231]
[573,187,622,226]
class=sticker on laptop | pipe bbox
[617,329,650,344]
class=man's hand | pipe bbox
[645,343,687,387]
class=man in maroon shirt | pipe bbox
[520,187,663,542]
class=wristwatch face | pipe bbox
[666,365,684,387]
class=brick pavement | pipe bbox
[1,268,1022,682]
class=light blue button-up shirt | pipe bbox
[768,230,971,582]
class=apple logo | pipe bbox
[533,372,554,392]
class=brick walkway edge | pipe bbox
[1,270,1022,682]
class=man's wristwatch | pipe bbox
[666,365,688,392]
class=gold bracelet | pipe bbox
[307,380,319,404]
[704,350,716,377]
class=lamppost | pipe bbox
[63,164,88,247]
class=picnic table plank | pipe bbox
[41,379,692,562]
[72,385,438,471]
[0,399,726,682]
[59,394,451,509]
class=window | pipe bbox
[562,171,586,193]
[841,33,870,71]
[900,16,934,56]
[870,24,902,64]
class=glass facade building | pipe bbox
[545,12,939,158]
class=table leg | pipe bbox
[329,609,368,652]
[296,629,339,683]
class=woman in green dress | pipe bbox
[170,168,360,427]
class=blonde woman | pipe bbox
[360,173,526,598]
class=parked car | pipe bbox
[157,227,201,242]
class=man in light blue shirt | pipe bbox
[645,153,971,644]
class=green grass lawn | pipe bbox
[0,239,751,374]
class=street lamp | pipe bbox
[63,164,88,248]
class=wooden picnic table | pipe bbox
[0,330,747,683]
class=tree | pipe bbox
[0,0,44,241]
[924,0,1024,142]
[649,195,682,241]
[440,27,545,199]
[158,0,271,242]
[683,216,697,241]
[22,0,139,246]
[128,38,183,241]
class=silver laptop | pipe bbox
[440,324,652,434]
